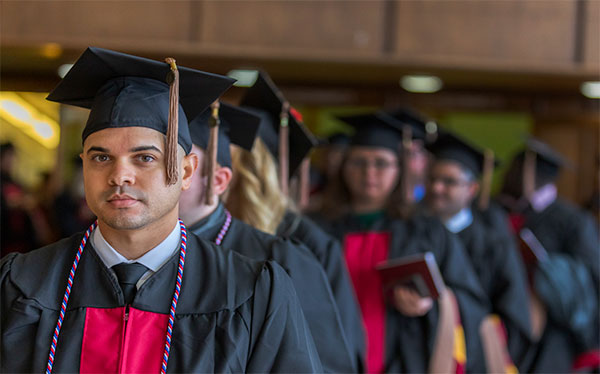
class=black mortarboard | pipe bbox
[242,106,316,177]
[189,102,261,168]
[384,107,427,132]
[386,107,438,142]
[337,111,425,153]
[519,137,570,179]
[326,133,351,147]
[426,131,499,177]
[239,71,317,178]
[46,47,235,154]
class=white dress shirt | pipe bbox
[444,208,473,234]
[91,221,181,288]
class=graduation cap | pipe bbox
[337,110,426,154]
[325,132,351,147]
[188,102,260,203]
[337,110,428,205]
[46,47,235,185]
[426,130,499,210]
[517,137,571,198]
[426,131,499,177]
[239,71,317,196]
[384,107,438,143]
[521,137,569,179]
[189,102,261,168]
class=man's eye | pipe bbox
[92,154,110,162]
[138,155,155,163]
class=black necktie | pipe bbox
[112,263,149,304]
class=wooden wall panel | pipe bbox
[583,0,600,69]
[577,123,599,204]
[393,1,578,68]
[199,0,385,55]
[534,124,581,203]
[1,1,193,45]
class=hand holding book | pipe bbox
[376,251,446,300]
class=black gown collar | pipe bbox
[187,203,226,240]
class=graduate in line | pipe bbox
[1,47,322,373]
[311,111,490,374]
[498,138,599,373]
[225,71,366,371]
[424,131,533,372]
[178,100,358,373]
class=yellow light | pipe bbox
[0,99,32,122]
[0,92,60,149]
[40,43,63,59]
[33,120,55,139]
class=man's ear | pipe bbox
[213,166,233,197]
[469,181,481,200]
[181,152,199,190]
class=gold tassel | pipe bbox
[298,157,311,211]
[478,149,494,211]
[204,100,220,204]
[279,101,290,196]
[164,57,179,186]
[523,149,536,199]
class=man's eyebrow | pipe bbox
[86,146,109,154]
[130,145,162,154]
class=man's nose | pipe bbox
[108,160,135,186]
[430,179,446,194]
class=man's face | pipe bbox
[426,160,478,219]
[81,126,184,231]
[342,146,400,205]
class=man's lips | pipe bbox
[107,194,139,208]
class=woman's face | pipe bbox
[342,146,400,206]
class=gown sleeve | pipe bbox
[246,260,323,373]
[2,252,54,373]
[284,214,366,371]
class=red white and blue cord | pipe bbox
[160,219,187,374]
[46,220,97,374]
[46,220,191,374]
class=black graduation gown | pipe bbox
[1,231,323,373]
[476,200,515,245]
[189,204,357,373]
[457,211,533,371]
[324,212,490,374]
[277,210,366,372]
[519,198,600,373]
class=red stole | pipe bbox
[344,232,390,374]
[80,307,168,373]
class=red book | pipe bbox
[375,252,445,300]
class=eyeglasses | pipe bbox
[427,175,471,188]
[346,158,398,171]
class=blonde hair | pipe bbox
[226,139,289,234]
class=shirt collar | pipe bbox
[529,183,557,212]
[92,220,181,272]
[444,208,473,233]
